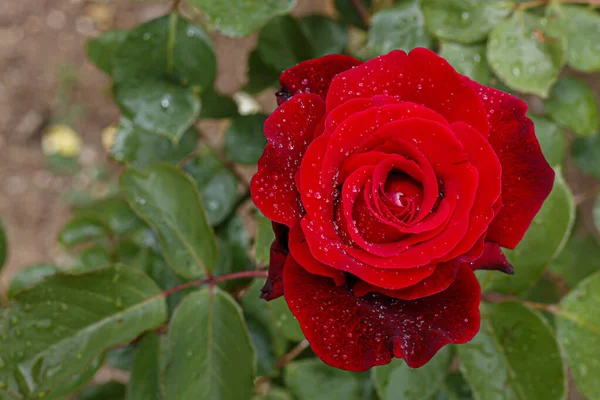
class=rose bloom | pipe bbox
[251,48,554,371]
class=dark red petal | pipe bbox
[251,93,325,227]
[465,79,555,249]
[260,223,290,301]
[353,261,459,300]
[284,259,481,371]
[326,48,489,135]
[279,54,362,102]
[288,223,346,285]
[468,241,514,275]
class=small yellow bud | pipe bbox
[41,124,82,157]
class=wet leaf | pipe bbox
[372,346,452,400]
[126,333,162,400]
[163,287,256,399]
[439,42,491,85]
[186,0,296,37]
[244,49,280,94]
[258,15,313,72]
[550,234,600,289]
[300,15,348,57]
[556,271,600,400]
[529,116,565,167]
[571,134,600,178]
[458,302,565,400]
[544,76,598,136]
[224,114,268,165]
[254,211,275,267]
[120,163,218,279]
[8,264,59,298]
[422,0,513,44]
[369,0,432,56]
[487,11,566,97]
[86,29,127,75]
[58,216,109,247]
[111,119,198,168]
[485,170,575,294]
[183,149,239,226]
[46,355,105,399]
[0,266,167,398]
[198,88,238,119]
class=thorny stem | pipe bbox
[351,0,371,28]
[161,270,268,297]
[482,292,562,314]
[517,0,600,10]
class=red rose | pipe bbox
[251,49,554,371]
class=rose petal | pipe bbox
[251,93,325,227]
[326,48,489,135]
[278,54,362,103]
[260,223,289,301]
[466,79,555,249]
[468,241,514,275]
[284,259,481,371]
[353,261,459,300]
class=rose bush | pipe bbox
[251,48,555,371]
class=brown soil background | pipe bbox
[0,0,594,398]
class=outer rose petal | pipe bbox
[352,261,459,300]
[326,48,489,135]
[468,241,514,275]
[465,78,555,249]
[284,259,481,371]
[251,93,325,227]
[278,54,362,104]
[260,223,289,301]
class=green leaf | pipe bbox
[224,114,268,165]
[246,317,277,377]
[556,271,600,400]
[163,287,256,399]
[112,14,216,89]
[116,79,201,143]
[244,49,280,94]
[550,234,600,289]
[487,11,566,97]
[571,134,600,178]
[183,150,238,226]
[0,219,7,272]
[422,0,513,44]
[126,333,162,400]
[285,359,367,400]
[254,211,275,267]
[198,88,238,119]
[271,296,304,342]
[86,29,127,75]
[0,266,167,398]
[214,214,253,292]
[368,1,432,56]
[484,170,575,294]
[58,216,109,247]
[78,382,126,400]
[529,116,565,167]
[111,118,198,168]
[46,355,105,399]
[334,0,372,30]
[120,163,218,279]
[107,346,136,371]
[71,244,112,272]
[241,279,287,358]
[550,4,600,72]
[300,15,348,57]
[74,196,145,237]
[372,346,452,400]
[258,15,313,72]
[458,302,566,400]
[188,0,295,37]
[432,372,473,400]
[544,76,599,136]
[8,264,59,298]
[439,42,491,85]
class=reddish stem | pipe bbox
[162,270,268,297]
[351,0,370,28]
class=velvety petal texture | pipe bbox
[252,48,554,371]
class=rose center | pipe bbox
[383,172,423,218]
